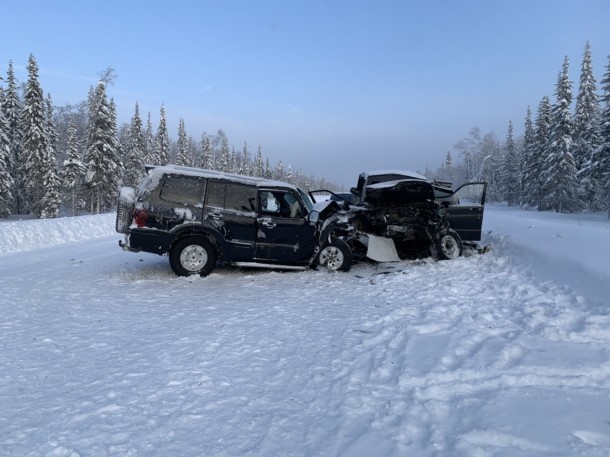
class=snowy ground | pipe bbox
[0,206,609,457]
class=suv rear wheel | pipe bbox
[169,236,217,277]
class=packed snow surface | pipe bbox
[1,206,609,456]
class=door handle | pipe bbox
[259,218,276,229]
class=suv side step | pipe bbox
[233,262,307,271]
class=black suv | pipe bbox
[116,165,353,276]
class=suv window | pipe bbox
[206,181,256,212]
[259,190,304,218]
[159,175,207,206]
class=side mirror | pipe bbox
[308,210,320,224]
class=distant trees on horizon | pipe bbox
[0,54,339,218]
[431,42,610,213]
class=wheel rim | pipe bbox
[320,246,344,271]
[180,244,209,272]
[440,235,459,259]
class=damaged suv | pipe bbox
[116,165,353,276]
[312,170,487,262]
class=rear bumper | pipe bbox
[119,230,171,255]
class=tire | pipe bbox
[432,229,463,260]
[116,187,135,234]
[169,237,217,277]
[317,237,353,272]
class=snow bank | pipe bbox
[482,205,610,304]
[0,213,116,254]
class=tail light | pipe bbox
[134,208,149,227]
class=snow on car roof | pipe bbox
[149,165,299,190]
[361,169,428,181]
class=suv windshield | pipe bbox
[297,188,314,213]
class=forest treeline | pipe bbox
[431,42,609,213]
[0,55,340,219]
[2,43,610,220]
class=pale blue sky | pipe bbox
[3,0,610,186]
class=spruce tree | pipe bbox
[275,160,284,180]
[123,102,146,186]
[521,107,537,207]
[573,42,602,208]
[84,80,121,213]
[2,62,23,214]
[40,94,61,218]
[542,57,581,212]
[217,129,231,172]
[152,104,170,165]
[530,96,553,209]
[144,111,154,165]
[264,157,272,179]
[0,95,13,217]
[200,133,213,169]
[501,121,520,205]
[595,54,610,211]
[60,119,85,216]
[238,141,249,175]
[21,54,48,217]
[175,118,190,166]
[255,145,264,177]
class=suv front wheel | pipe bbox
[169,236,217,277]
[317,237,352,272]
[432,229,463,260]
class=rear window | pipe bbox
[159,175,207,206]
[206,181,256,213]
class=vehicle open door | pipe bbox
[443,182,487,241]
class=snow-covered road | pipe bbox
[1,208,609,456]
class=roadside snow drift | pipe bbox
[0,206,609,457]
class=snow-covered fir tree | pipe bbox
[520,106,537,207]
[200,133,213,169]
[21,54,49,217]
[188,135,197,166]
[123,103,146,187]
[573,42,602,209]
[274,160,284,180]
[254,145,264,178]
[174,118,190,166]
[285,164,294,183]
[528,96,553,209]
[230,146,237,173]
[217,129,231,172]
[264,157,272,179]
[542,56,581,213]
[40,94,61,218]
[444,150,453,168]
[0,94,13,217]
[239,141,250,176]
[60,119,85,216]
[2,61,23,214]
[153,104,170,165]
[84,80,122,213]
[499,121,520,205]
[144,111,154,165]
[594,54,610,210]
[573,42,601,170]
